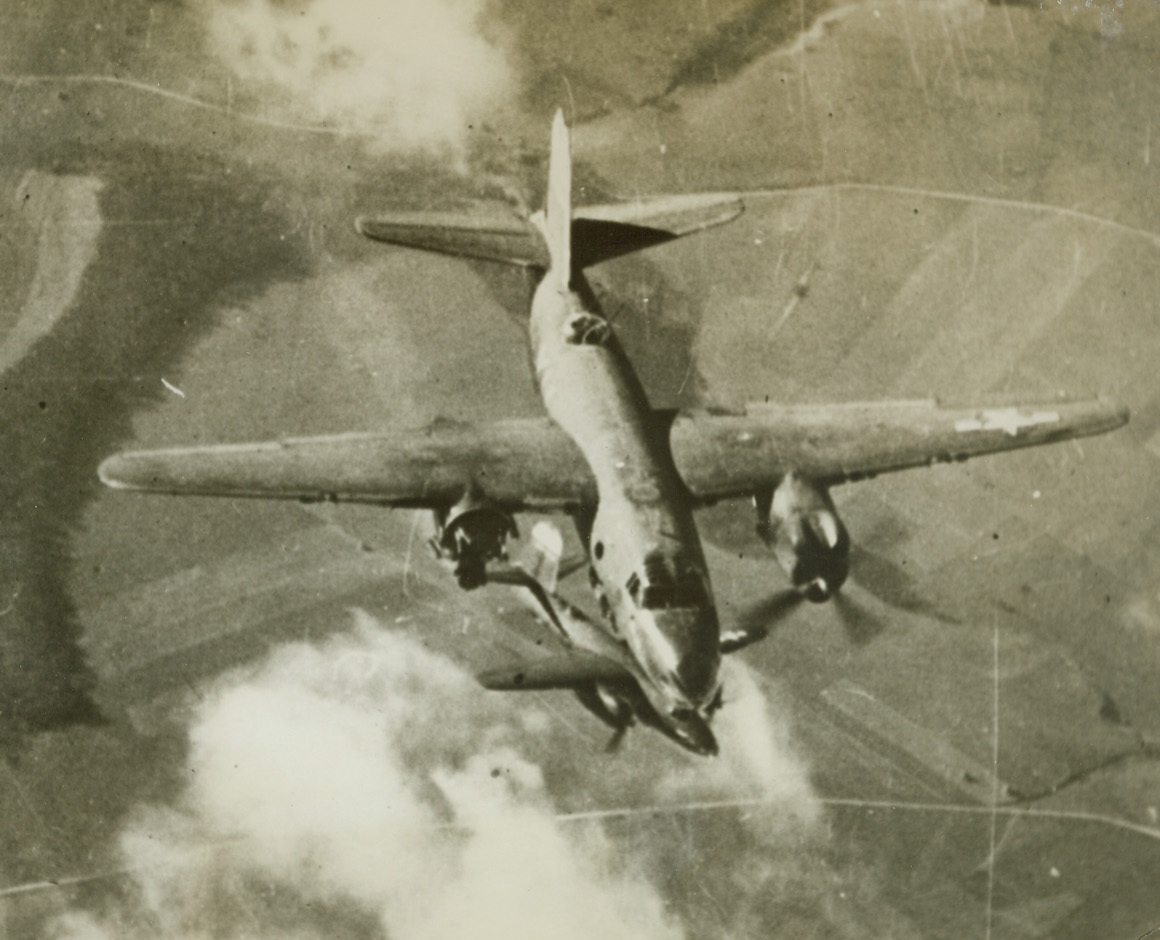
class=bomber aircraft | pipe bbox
[99,111,1128,756]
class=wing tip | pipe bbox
[1104,397,1131,429]
[476,668,528,691]
[1067,395,1130,436]
[97,454,135,490]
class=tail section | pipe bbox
[543,109,572,286]
[356,109,742,276]
[355,210,547,267]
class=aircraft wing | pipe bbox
[477,649,633,691]
[99,396,1125,509]
[98,418,593,511]
[671,395,1128,496]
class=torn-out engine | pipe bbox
[431,490,518,590]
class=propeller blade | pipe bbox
[848,547,958,624]
[831,589,886,646]
[605,723,630,754]
[734,588,806,638]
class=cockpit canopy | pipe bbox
[626,550,708,610]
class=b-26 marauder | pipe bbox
[100,112,1127,756]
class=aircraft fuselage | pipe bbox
[528,265,721,755]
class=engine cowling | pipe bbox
[432,492,517,590]
[757,471,849,602]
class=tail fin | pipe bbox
[543,109,572,286]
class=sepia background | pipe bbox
[0,0,1158,936]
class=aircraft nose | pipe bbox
[669,709,719,756]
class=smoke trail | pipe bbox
[50,613,682,940]
[655,659,821,826]
[202,0,512,154]
[45,599,886,939]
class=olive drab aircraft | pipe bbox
[99,111,1128,757]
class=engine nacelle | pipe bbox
[757,471,850,602]
[432,492,517,590]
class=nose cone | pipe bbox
[669,709,719,756]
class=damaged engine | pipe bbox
[431,491,518,590]
[756,471,850,602]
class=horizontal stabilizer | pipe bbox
[572,192,743,269]
[355,211,548,267]
[574,191,743,234]
[355,193,742,271]
[478,650,631,691]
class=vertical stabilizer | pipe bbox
[544,109,571,286]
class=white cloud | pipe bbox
[45,599,888,940]
[204,0,512,153]
[53,613,683,940]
